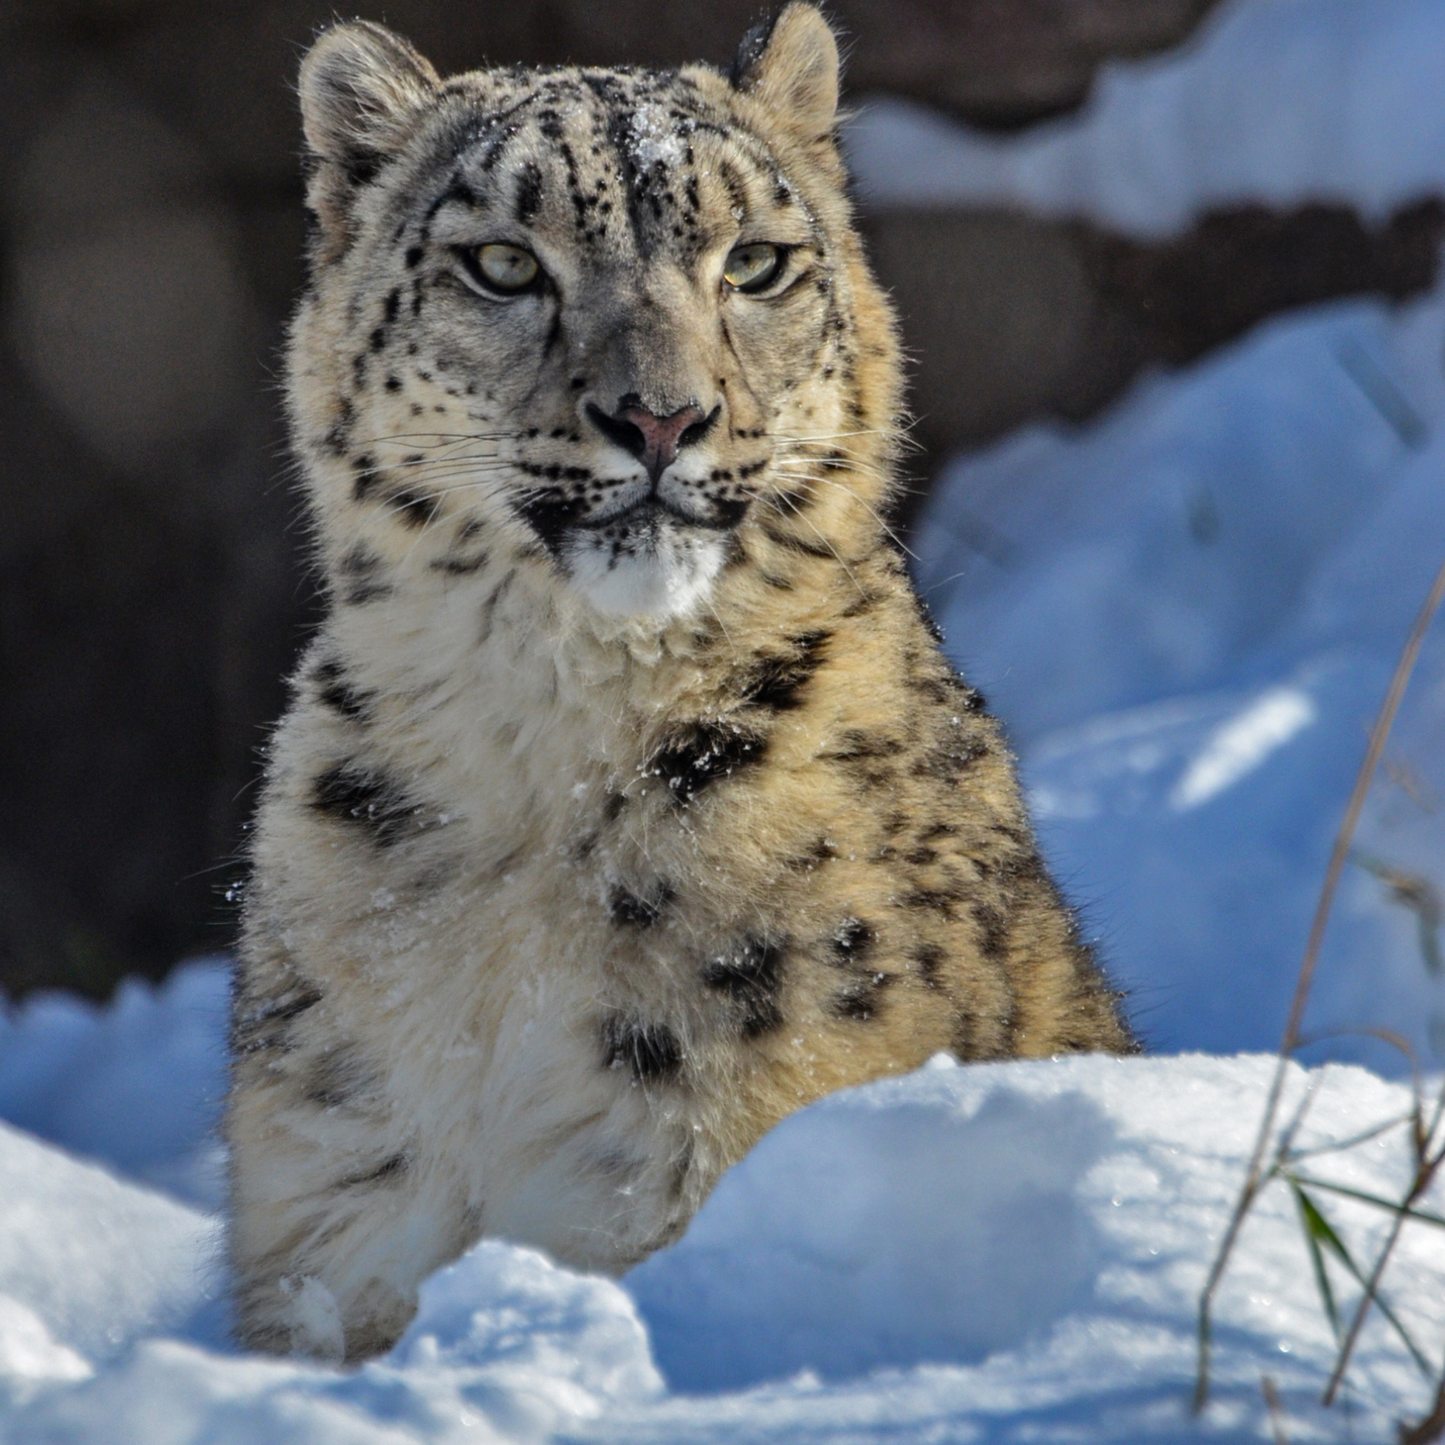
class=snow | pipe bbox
[0,990,1440,1441]
[1168,686,1317,810]
[846,0,1445,235]
[4,0,1445,1436]
[628,105,688,172]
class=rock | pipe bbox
[865,199,1445,526]
[7,82,253,477]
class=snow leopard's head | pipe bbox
[287,5,902,625]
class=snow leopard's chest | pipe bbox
[330,815,728,1271]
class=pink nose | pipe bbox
[618,403,705,478]
[586,400,715,483]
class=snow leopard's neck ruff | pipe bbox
[229,4,1133,1364]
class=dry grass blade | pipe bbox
[1355,853,1444,975]
[1402,1376,1445,1445]
[1323,1090,1445,1405]
[1194,547,1445,1414]
[1262,1374,1291,1445]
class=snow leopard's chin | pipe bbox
[562,513,731,620]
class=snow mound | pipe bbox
[620,1053,1445,1441]
[0,960,229,1208]
[0,1119,220,1409]
[846,0,1445,234]
[2,1036,1440,1442]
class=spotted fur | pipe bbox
[227,5,1134,1364]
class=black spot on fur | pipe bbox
[840,588,884,618]
[830,917,875,964]
[910,669,987,712]
[602,1016,683,1083]
[913,734,994,780]
[973,904,1010,961]
[645,721,766,805]
[760,524,837,559]
[514,161,544,224]
[311,761,430,847]
[337,1153,408,1190]
[819,730,906,763]
[312,657,373,722]
[344,580,393,605]
[831,970,894,1022]
[515,489,588,557]
[702,936,786,1038]
[900,886,969,918]
[230,984,323,1055]
[344,149,380,188]
[351,453,382,501]
[918,822,958,843]
[430,550,489,575]
[609,882,674,928]
[338,544,393,604]
[739,630,830,712]
[387,488,441,527]
[913,942,945,988]
[303,1043,377,1110]
[405,245,424,268]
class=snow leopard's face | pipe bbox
[289,13,881,621]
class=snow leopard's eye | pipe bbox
[459,243,541,296]
[723,243,784,293]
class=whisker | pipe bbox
[750,493,866,601]
[344,429,519,449]
[772,467,917,560]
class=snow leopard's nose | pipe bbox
[586,399,719,485]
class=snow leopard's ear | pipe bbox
[299,21,438,183]
[730,4,840,141]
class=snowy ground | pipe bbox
[5,0,1445,1438]
[1,971,1442,1443]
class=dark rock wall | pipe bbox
[0,0,1436,997]
[868,199,1445,523]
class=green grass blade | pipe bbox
[1291,1181,1341,1338]
[1290,1184,1434,1378]
[1288,1173,1445,1230]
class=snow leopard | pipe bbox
[227,3,1135,1362]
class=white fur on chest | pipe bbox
[280,560,708,1273]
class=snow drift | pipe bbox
[0,973,1440,1443]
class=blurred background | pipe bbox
[3,0,1444,1071]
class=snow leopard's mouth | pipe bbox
[575,493,752,536]
[518,487,752,559]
